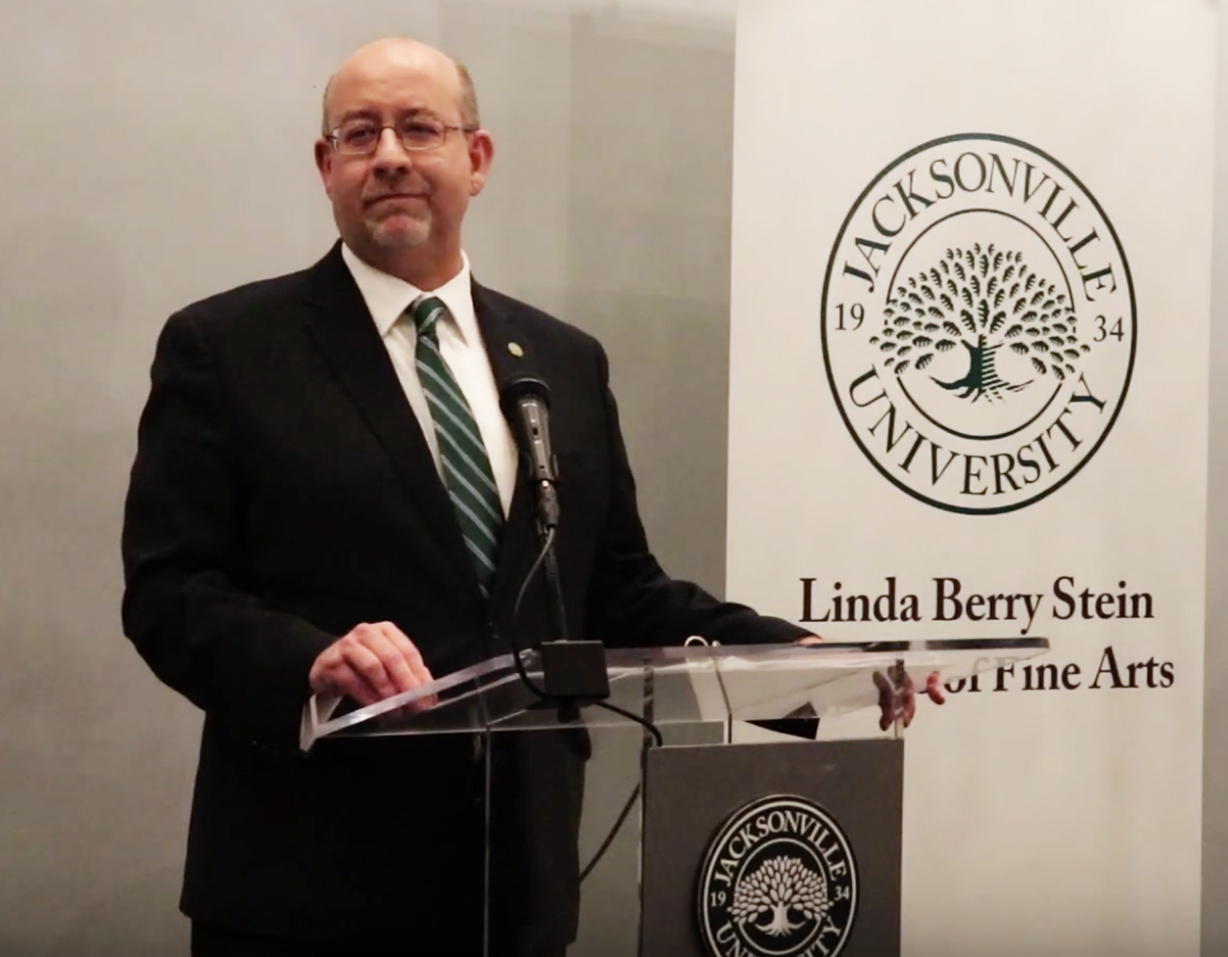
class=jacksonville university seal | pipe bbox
[697,796,858,957]
[822,134,1135,514]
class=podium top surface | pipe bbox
[300,637,1047,749]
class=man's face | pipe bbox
[315,42,492,267]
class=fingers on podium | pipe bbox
[311,622,435,706]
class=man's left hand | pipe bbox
[871,667,945,730]
[795,634,945,729]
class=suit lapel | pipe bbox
[300,244,480,598]
[472,279,534,405]
[472,280,546,610]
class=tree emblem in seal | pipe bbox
[731,854,831,937]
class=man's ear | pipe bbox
[314,138,334,193]
[467,129,495,197]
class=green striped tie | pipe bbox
[410,295,503,596]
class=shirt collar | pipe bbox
[340,243,478,345]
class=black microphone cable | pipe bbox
[507,528,659,882]
[509,528,663,747]
[500,408,664,881]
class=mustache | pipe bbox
[363,189,428,205]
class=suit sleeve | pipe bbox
[582,342,809,648]
[121,310,336,749]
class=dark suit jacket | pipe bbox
[121,243,807,950]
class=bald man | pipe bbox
[122,38,926,957]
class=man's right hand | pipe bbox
[309,622,435,707]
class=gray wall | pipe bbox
[0,2,736,954]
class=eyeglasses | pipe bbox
[326,116,477,156]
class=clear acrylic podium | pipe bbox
[301,637,1046,957]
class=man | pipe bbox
[122,37,933,956]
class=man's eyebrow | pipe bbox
[334,106,445,125]
[334,107,380,126]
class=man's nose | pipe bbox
[371,127,413,173]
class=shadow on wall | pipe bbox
[561,10,737,597]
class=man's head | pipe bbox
[314,38,493,288]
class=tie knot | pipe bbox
[410,296,448,341]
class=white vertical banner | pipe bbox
[727,2,1214,956]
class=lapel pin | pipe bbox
[508,342,524,357]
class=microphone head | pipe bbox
[500,374,551,414]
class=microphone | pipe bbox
[500,375,560,531]
[501,372,609,705]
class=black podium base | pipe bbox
[640,739,903,957]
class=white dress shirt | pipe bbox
[341,243,518,517]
